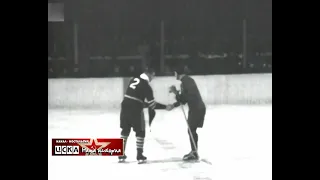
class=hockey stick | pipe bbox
[180,105,198,155]
[180,106,213,165]
[169,86,199,157]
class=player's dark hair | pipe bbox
[174,65,186,75]
[144,67,155,74]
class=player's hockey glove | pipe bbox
[169,85,187,107]
[169,85,179,94]
[153,102,167,110]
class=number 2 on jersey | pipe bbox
[129,78,140,89]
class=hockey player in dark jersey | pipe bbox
[119,68,173,163]
[169,66,206,161]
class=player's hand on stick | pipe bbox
[169,85,178,94]
[166,104,174,111]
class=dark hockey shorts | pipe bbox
[120,101,145,132]
[188,108,206,128]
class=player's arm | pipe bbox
[173,91,187,107]
[169,83,188,107]
[145,84,167,110]
[171,80,198,107]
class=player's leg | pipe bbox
[120,127,131,154]
[189,127,199,152]
[119,108,132,161]
[132,110,147,162]
[135,130,146,162]
[183,109,204,160]
[183,126,199,160]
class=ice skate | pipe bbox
[137,149,147,164]
[182,151,199,161]
[118,154,127,163]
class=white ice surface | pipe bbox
[48,105,272,180]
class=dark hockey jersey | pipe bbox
[174,75,206,110]
[123,73,166,110]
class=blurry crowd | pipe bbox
[48,0,271,78]
[48,34,272,78]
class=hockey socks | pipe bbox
[136,136,147,161]
[188,128,198,151]
[189,134,198,151]
[121,135,128,152]
[119,135,128,160]
[136,136,144,152]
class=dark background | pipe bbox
[48,0,272,78]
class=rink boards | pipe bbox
[48,73,272,109]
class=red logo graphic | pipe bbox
[52,138,124,156]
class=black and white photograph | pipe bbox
[48,0,272,179]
